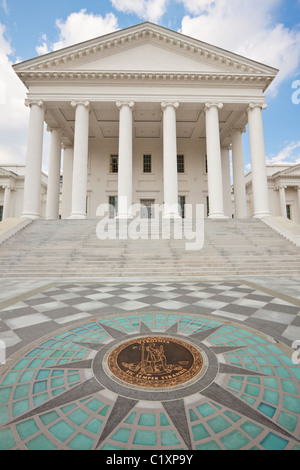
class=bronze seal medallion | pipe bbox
[107,336,204,389]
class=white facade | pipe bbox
[0,165,47,221]
[12,22,279,221]
[245,164,300,224]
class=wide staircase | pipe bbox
[1,218,300,278]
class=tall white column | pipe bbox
[247,103,270,218]
[61,146,74,219]
[205,102,226,218]
[231,128,247,218]
[278,185,287,218]
[297,187,300,219]
[69,101,90,219]
[22,100,45,219]
[161,101,181,219]
[116,101,134,219]
[221,146,232,218]
[3,185,11,220]
[46,128,62,219]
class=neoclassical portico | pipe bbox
[14,22,278,222]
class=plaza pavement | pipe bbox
[0,276,299,450]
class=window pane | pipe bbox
[110,155,118,173]
[178,196,185,218]
[177,155,184,173]
[0,206,3,222]
[143,155,152,173]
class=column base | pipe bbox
[68,214,87,220]
[116,214,134,220]
[208,213,228,219]
[163,213,182,220]
[21,213,40,220]
[253,212,271,219]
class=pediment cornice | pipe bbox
[13,22,278,87]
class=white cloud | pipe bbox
[1,0,9,15]
[178,0,300,95]
[36,9,119,55]
[0,23,29,165]
[109,0,168,22]
[267,141,300,165]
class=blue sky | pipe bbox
[0,0,300,172]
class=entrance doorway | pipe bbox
[140,199,155,219]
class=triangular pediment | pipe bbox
[14,22,278,80]
[275,163,300,178]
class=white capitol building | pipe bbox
[1,22,300,225]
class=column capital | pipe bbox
[204,102,223,112]
[230,127,246,136]
[25,99,44,109]
[161,101,179,111]
[247,102,267,112]
[46,125,62,134]
[116,101,134,110]
[71,100,90,110]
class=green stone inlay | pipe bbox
[68,433,94,450]
[40,410,59,426]
[68,409,90,426]
[244,384,260,397]
[26,434,57,450]
[13,399,30,417]
[192,423,210,441]
[220,429,250,450]
[196,441,221,450]
[196,403,215,418]
[224,410,241,423]
[33,393,49,406]
[281,379,297,394]
[258,402,276,418]
[0,428,16,450]
[0,387,12,404]
[277,411,298,432]
[160,414,170,426]
[133,430,157,446]
[138,413,156,427]
[49,420,75,442]
[14,384,30,400]
[161,430,180,446]
[240,421,264,438]
[283,395,300,414]
[125,412,136,425]
[1,371,20,386]
[111,427,131,443]
[84,418,103,434]
[189,409,198,422]
[207,416,231,433]
[263,389,280,406]
[260,432,289,450]
[85,398,104,412]
[16,419,39,440]
[33,381,47,394]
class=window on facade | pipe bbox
[205,155,208,174]
[0,206,3,222]
[206,196,209,217]
[143,154,152,173]
[178,196,186,218]
[109,196,118,219]
[177,155,185,173]
[286,204,292,220]
[110,155,118,173]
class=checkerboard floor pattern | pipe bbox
[1,280,299,357]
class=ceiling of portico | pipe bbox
[45,101,248,146]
